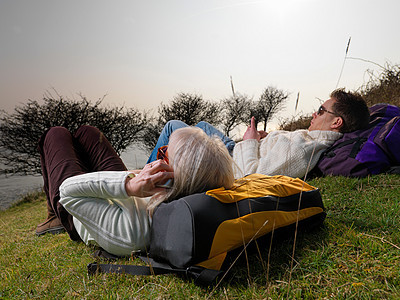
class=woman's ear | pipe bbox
[331,117,343,131]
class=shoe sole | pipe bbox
[36,226,65,236]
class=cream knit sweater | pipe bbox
[233,129,343,179]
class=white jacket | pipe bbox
[59,171,151,256]
[233,129,342,179]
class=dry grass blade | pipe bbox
[360,233,400,250]
[206,219,269,299]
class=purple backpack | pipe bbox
[316,104,400,177]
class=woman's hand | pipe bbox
[125,160,174,197]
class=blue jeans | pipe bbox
[147,120,235,163]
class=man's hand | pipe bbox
[243,116,261,141]
[258,130,268,139]
[125,160,174,197]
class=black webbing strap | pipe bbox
[87,262,185,276]
[189,267,222,284]
[323,137,368,158]
[387,165,400,175]
[349,137,368,158]
[92,249,121,261]
[87,257,223,285]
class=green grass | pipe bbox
[1,175,399,299]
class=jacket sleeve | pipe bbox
[59,171,131,200]
[233,139,260,178]
[59,171,151,256]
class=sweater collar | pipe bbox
[307,130,343,141]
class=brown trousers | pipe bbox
[38,125,127,241]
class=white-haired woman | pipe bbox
[37,125,234,256]
[146,126,234,215]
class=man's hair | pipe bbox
[331,88,370,133]
[147,126,234,216]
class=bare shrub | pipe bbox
[278,113,312,131]
[0,93,147,174]
[359,63,400,107]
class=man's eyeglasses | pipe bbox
[156,145,169,164]
[318,105,337,116]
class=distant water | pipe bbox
[120,144,149,170]
[0,145,149,211]
[0,174,44,210]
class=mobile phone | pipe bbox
[156,179,174,189]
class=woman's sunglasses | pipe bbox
[156,145,169,164]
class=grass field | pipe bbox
[0,175,399,299]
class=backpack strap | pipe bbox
[386,165,400,175]
[87,256,223,285]
[87,261,184,276]
[349,137,368,158]
[92,249,121,261]
[185,266,223,285]
[323,137,367,159]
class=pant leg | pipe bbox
[38,127,87,241]
[195,121,236,155]
[147,120,189,163]
[73,125,127,172]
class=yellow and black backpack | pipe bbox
[88,174,325,285]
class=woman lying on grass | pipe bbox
[36,125,234,256]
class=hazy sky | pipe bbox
[1,0,399,125]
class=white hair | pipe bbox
[147,127,234,215]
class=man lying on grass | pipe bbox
[148,88,370,179]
